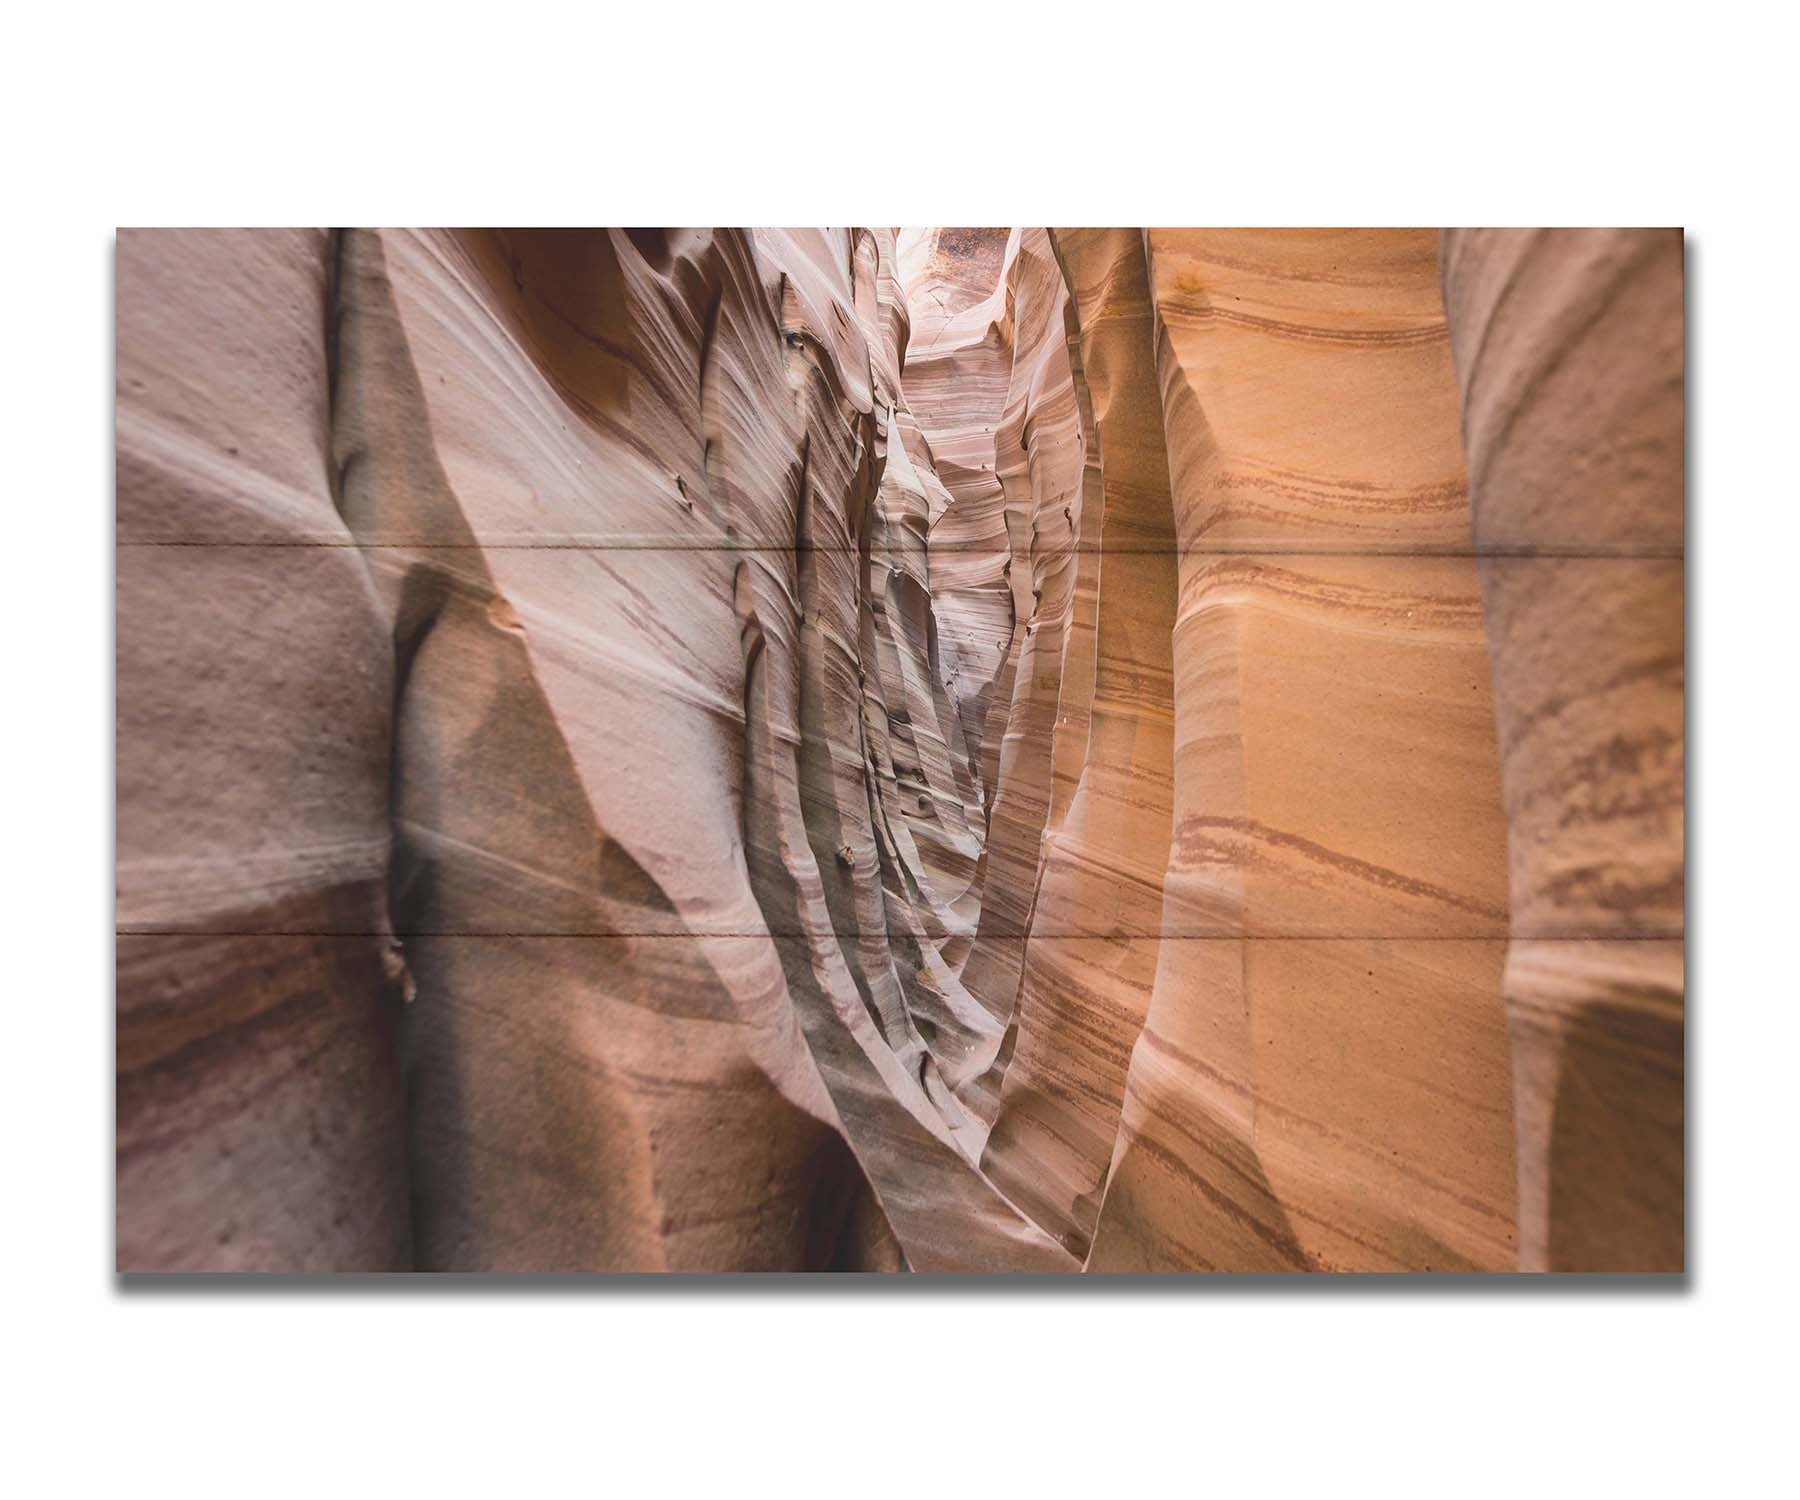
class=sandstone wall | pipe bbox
[118,227,1073,1271]
[1085,230,1518,1272]
[1441,228,1685,1271]
[117,230,413,1271]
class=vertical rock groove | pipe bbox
[975,228,1178,1258]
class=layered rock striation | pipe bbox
[116,226,1683,1272]
[1087,230,1519,1272]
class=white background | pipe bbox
[3,3,1793,1495]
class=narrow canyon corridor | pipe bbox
[115,227,1684,1272]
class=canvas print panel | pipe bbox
[115,228,1684,1273]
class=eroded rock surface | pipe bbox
[116,227,1683,1272]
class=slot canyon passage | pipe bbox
[115,228,1685,1273]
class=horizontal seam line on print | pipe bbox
[115,541,1684,559]
[114,929,1685,941]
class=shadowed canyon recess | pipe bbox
[116,227,1684,1272]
